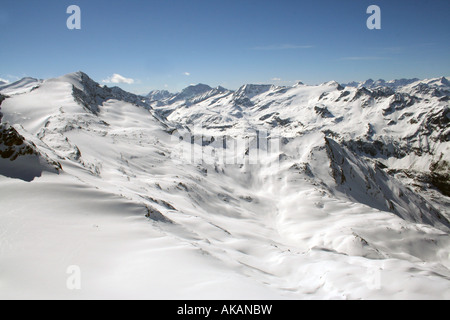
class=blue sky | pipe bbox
[1,0,449,93]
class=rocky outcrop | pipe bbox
[71,72,148,115]
[324,137,449,229]
[0,124,37,160]
[0,94,6,122]
[0,123,62,181]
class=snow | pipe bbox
[0,77,42,95]
[0,173,285,300]
[0,72,449,299]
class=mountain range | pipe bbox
[0,71,449,299]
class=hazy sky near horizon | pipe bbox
[1,0,449,93]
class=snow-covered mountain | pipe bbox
[342,78,421,89]
[147,89,174,101]
[0,77,42,95]
[0,72,449,299]
[165,83,232,106]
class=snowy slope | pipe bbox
[0,72,449,299]
[0,77,42,95]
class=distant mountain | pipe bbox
[341,81,359,88]
[342,78,421,89]
[171,84,213,101]
[51,71,149,114]
[420,76,450,90]
[320,81,344,90]
[157,84,233,107]
[0,77,42,95]
[234,84,274,99]
[147,90,174,101]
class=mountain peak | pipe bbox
[147,89,174,101]
[434,76,450,87]
[235,84,273,99]
[51,71,97,91]
[441,76,450,86]
[183,83,212,91]
[172,84,213,102]
[215,85,228,92]
[321,80,340,86]
[321,80,344,90]
[343,78,422,90]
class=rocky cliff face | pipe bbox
[69,72,148,114]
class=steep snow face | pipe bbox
[0,73,449,299]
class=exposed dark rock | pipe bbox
[145,206,173,223]
[290,162,314,178]
[323,137,449,228]
[0,124,62,181]
[383,93,416,116]
[259,112,279,121]
[0,94,6,122]
[318,92,329,101]
[351,87,372,102]
[342,138,406,158]
[234,97,254,108]
[0,124,33,160]
[0,94,6,105]
[314,106,334,118]
[72,72,148,115]
[429,172,450,196]
[335,90,351,102]
[272,116,291,126]
[429,155,450,196]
